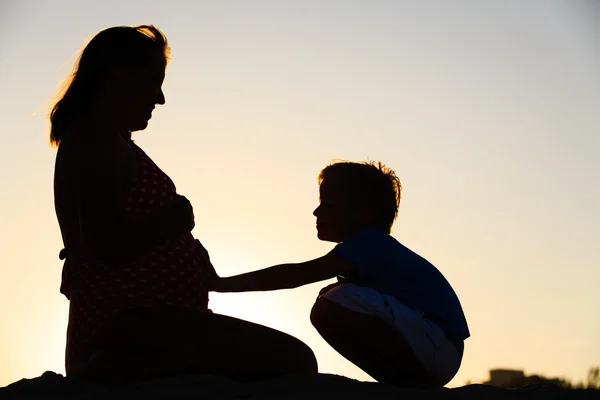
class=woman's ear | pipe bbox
[107,65,129,83]
[102,66,138,101]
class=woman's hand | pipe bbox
[170,195,195,233]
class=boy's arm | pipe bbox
[213,252,355,293]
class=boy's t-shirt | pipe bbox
[331,228,470,342]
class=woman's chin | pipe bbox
[129,120,150,132]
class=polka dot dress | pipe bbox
[62,143,209,373]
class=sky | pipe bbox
[0,0,598,389]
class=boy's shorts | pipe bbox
[320,283,462,385]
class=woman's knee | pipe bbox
[202,312,319,375]
[292,338,318,373]
[272,329,318,374]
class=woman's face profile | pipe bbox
[112,56,166,133]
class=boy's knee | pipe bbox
[310,297,335,332]
[311,283,355,330]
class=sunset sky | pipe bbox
[0,0,598,388]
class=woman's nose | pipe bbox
[313,204,321,217]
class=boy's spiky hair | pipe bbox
[318,160,402,233]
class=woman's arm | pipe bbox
[212,252,355,292]
[73,135,193,263]
[108,194,194,261]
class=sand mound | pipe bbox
[2,371,598,400]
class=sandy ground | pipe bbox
[2,371,598,400]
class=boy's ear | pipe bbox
[355,202,375,225]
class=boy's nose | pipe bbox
[156,88,166,105]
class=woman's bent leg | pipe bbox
[73,307,317,382]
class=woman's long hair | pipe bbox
[49,25,170,147]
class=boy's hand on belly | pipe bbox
[205,262,220,291]
[196,240,219,291]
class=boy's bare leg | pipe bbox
[310,297,436,387]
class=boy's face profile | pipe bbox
[313,177,364,243]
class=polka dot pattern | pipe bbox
[63,144,209,372]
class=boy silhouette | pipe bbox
[209,160,469,387]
